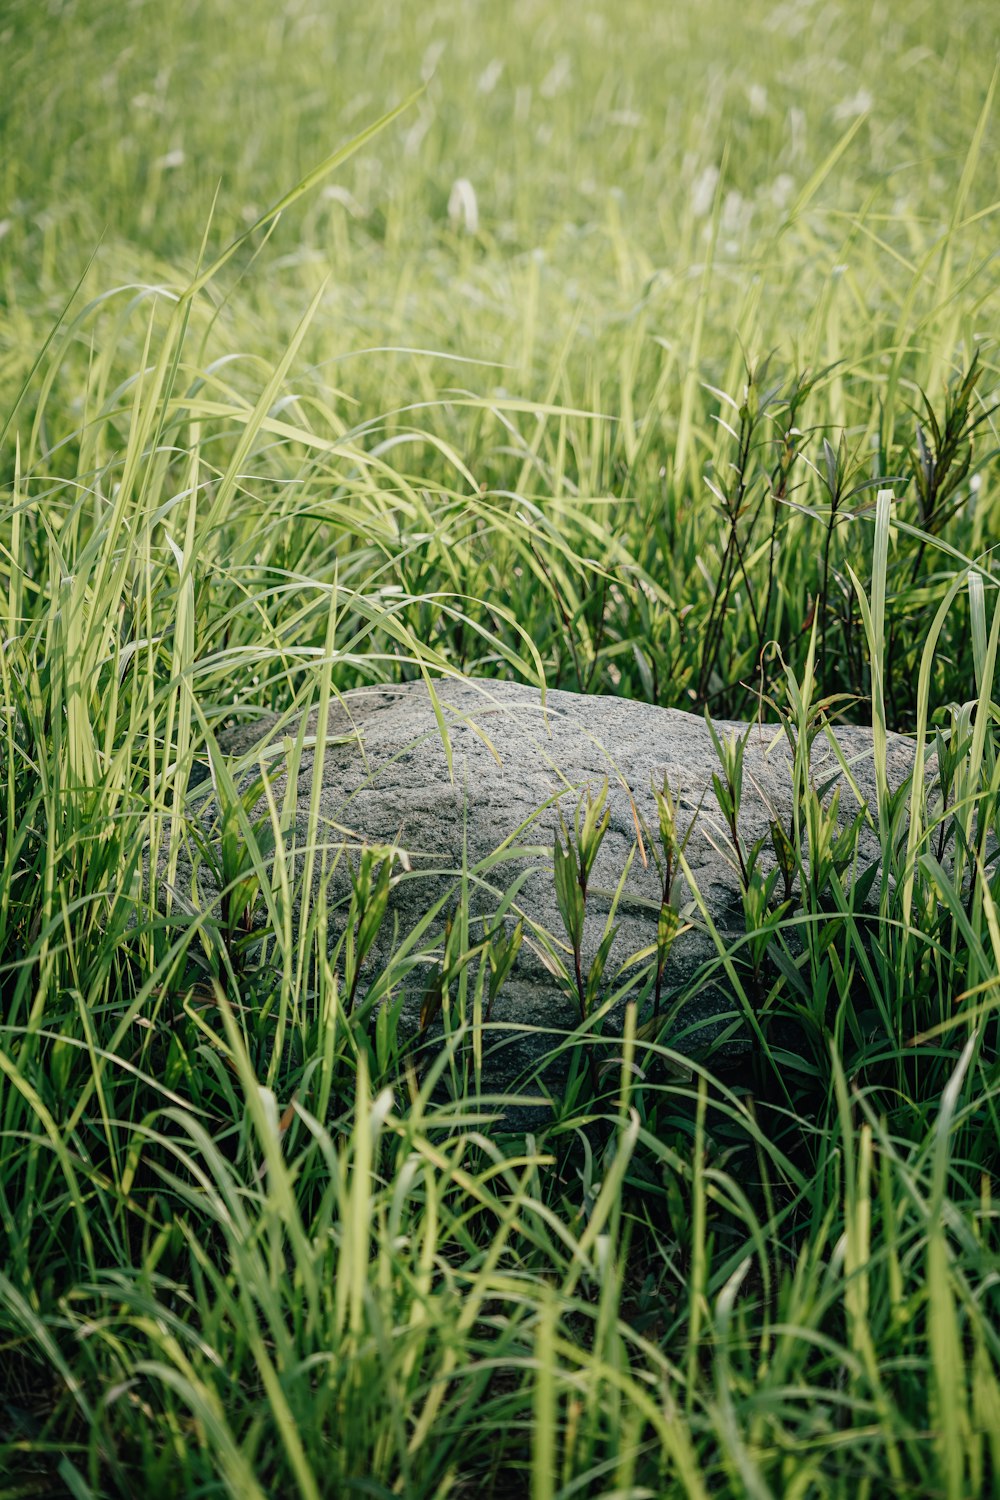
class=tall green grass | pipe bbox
[2,0,1000,1494]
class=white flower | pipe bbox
[540,55,571,98]
[448,178,479,235]
[477,59,503,94]
[833,88,873,121]
[691,165,720,219]
[748,84,768,117]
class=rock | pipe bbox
[175,678,921,1113]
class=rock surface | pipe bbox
[179,678,922,1108]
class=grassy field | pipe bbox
[2,0,1000,1493]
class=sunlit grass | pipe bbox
[1,0,999,1494]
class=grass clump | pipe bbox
[2,0,1000,1494]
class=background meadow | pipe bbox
[2,0,1000,1494]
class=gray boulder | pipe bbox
[177,678,921,1111]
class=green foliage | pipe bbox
[1,0,1000,1494]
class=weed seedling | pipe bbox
[552,781,619,1106]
